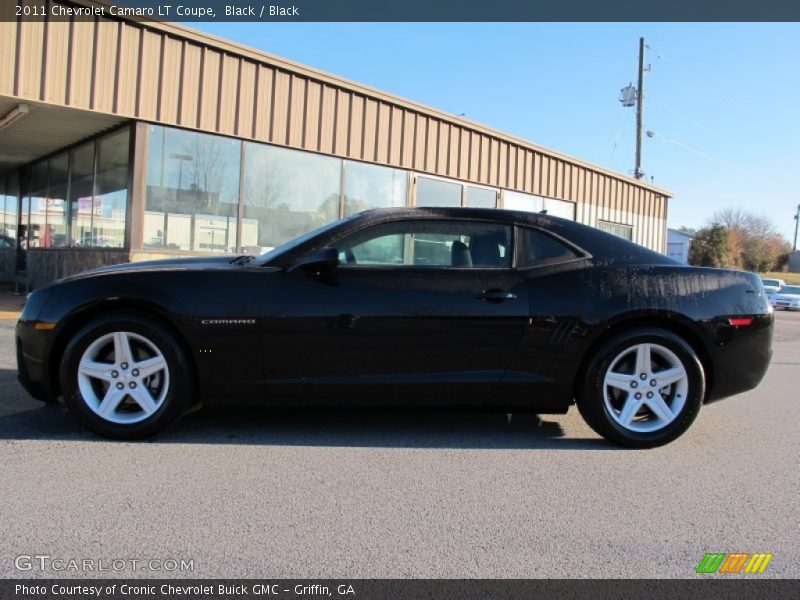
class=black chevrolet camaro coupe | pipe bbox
[17,208,773,447]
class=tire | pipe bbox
[576,327,705,448]
[60,313,193,439]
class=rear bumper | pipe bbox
[705,313,773,403]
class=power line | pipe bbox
[647,44,756,118]
[609,105,628,166]
[649,131,791,194]
[649,98,746,150]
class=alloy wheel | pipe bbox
[602,342,688,433]
[77,331,170,424]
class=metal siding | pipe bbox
[466,131,478,181]
[287,74,306,148]
[16,9,44,101]
[413,114,426,171]
[488,138,499,187]
[0,4,16,95]
[348,94,364,159]
[137,29,161,120]
[236,60,256,138]
[446,125,459,178]
[399,109,413,168]
[217,54,239,136]
[177,41,200,128]
[334,89,350,156]
[436,122,448,175]
[42,15,69,104]
[114,23,139,116]
[458,127,469,179]
[304,79,321,150]
[93,19,118,113]
[425,118,439,173]
[197,49,220,131]
[68,20,94,109]
[252,64,273,141]
[506,146,515,191]
[497,142,507,189]
[386,105,400,164]
[362,98,378,162]
[158,36,182,123]
[376,102,390,163]
[271,70,290,145]
[319,85,336,155]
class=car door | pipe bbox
[259,218,530,405]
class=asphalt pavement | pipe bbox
[1,308,798,579]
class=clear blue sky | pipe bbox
[191,22,800,241]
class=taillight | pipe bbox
[728,317,753,327]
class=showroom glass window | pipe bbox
[242,143,340,254]
[503,190,544,213]
[146,125,241,253]
[68,140,96,247]
[26,161,48,249]
[464,186,497,208]
[46,152,69,247]
[343,161,406,215]
[0,177,6,247]
[3,173,19,250]
[415,176,462,208]
[544,198,576,220]
[93,129,130,248]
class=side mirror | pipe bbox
[287,247,340,273]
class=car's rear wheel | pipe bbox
[577,327,705,448]
[60,314,192,439]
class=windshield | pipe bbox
[762,279,781,287]
[252,216,352,265]
[778,285,800,295]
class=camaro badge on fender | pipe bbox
[200,319,257,325]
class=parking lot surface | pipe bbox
[1,306,798,578]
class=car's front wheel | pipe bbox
[577,327,705,448]
[60,314,192,439]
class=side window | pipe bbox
[518,227,581,268]
[336,220,512,268]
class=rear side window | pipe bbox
[518,227,582,268]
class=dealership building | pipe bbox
[0,1,673,288]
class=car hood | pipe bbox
[57,255,245,283]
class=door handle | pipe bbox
[476,289,517,302]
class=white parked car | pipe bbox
[771,285,800,310]
[761,278,785,298]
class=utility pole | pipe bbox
[793,204,800,252]
[635,37,645,180]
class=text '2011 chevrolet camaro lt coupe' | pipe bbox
[16,208,773,447]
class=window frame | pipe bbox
[513,225,590,271]
[330,218,517,271]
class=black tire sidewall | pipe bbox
[578,327,705,448]
[60,313,192,439]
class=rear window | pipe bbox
[779,286,800,294]
[517,227,582,268]
[762,279,781,286]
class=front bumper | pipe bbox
[16,288,58,402]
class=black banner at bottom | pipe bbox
[1,579,799,600]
